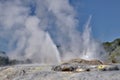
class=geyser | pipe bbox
[81,16,107,61]
[24,16,61,64]
[0,0,108,64]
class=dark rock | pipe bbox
[65,58,103,65]
[97,65,119,71]
[52,58,120,72]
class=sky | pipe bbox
[0,0,112,61]
[70,0,120,42]
[0,0,120,50]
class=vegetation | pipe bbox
[0,51,9,66]
[0,51,32,66]
[103,38,120,63]
[0,38,120,66]
[0,55,9,66]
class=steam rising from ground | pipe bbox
[0,0,107,64]
[81,16,107,61]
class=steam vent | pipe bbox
[0,58,120,80]
[0,0,120,80]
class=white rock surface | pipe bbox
[0,64,120,80]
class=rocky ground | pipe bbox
[0,59,120,80]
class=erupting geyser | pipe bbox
[81,16,107,61]
[35,32,61,64]
[0,0,108,64]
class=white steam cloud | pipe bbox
[0,0,107,64]
[81,16,107,61]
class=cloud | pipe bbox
[0,0,107,64]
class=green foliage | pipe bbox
[103,42,112,52]
[0,52,9,66]
[0,56,9,66]
[0,51,32,66]
[103,38,120,63]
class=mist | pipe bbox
[0,0,108,64]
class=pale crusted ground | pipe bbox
[0,64,120,80]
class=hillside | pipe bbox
[103,38,120,63]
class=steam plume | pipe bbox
[81,16,107,61]
[0,0,107,64]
